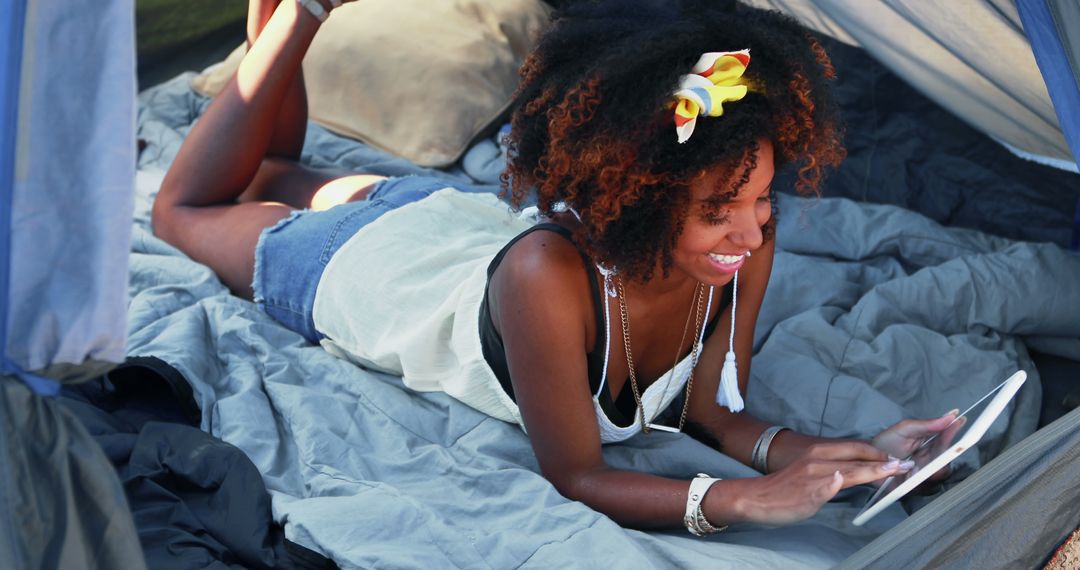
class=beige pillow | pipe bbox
[192,0,551,167]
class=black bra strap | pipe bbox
[483,222,608,394]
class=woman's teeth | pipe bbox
[708,253,745,264]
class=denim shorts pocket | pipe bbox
[319,200,392,266]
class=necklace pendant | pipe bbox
[617,277,705,437]
[645,423,682,434]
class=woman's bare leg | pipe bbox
[152,0,331,298]
[238,157,387,210]
[248,0,307,160]
[237,0,386,209]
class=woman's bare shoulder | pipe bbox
[487,221,596,334]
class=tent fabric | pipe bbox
[838,407,1080,569]
[742,0,1077,168]
[1049,0,1080,81]
[1,1,146,568]
[1017,0,1080,166]
[3,0,136,383]
[0,0,27,393]
[0,376,146,569]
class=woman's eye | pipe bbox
[701,210,729,225]
[757,194,772,203]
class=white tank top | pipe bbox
[312,188,707,443]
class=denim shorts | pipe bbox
[252,175,491,343]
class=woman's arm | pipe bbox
[153,0,369,295]
[678,238,874,470]
[685,239,965,476]
[685,238,799,466]
[161,0,321,207]
[683,238,864,471]
[246,0,309,160]
[493,233,697,526]
[492,235,903,528]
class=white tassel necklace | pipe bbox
[716,269,745,412]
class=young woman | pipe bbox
[153,0,963,534]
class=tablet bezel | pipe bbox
[852,370,1027,526]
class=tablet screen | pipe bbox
[852,370,1027,526]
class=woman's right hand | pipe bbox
[709,441,913,526]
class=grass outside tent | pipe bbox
[136,0,246,88]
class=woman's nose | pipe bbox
[728,207,763,252]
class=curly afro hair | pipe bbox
[503,0,845,282]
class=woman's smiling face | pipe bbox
[670,139,775,287]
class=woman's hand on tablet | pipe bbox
[872,410,967,482]
[723,441,912,525]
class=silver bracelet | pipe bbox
[684,474,727,536]
[296,0,329,22]
[751,425,788,474]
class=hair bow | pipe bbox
[673,50,751,144]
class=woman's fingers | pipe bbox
[748,451,913,525]
[820,459,913,488]
[805,441,890,462]
[890,410,960,439]
[814,471,844,503]
[751,438,936,525]
[934,415,967,450]
[912,415,966,459]
[873,410,965,458]
[795,455,914,489]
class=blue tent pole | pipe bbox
[0,0,62,396]
[1016,0,1080,251]
[0,1,27,381]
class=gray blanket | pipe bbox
[130,75,1080,569]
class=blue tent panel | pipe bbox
[3,0,137,386]
[0,0,27,391]
[1017,0,1080,250]
[2,3,145,567]
[1018,0,1080,166]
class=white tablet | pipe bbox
[852,370,1027,526]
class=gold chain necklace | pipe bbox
[616,279,706,433]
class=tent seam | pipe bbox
[0,0,27,559]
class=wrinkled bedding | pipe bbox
[131,74,1080,568]
[751,196,1080,473]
